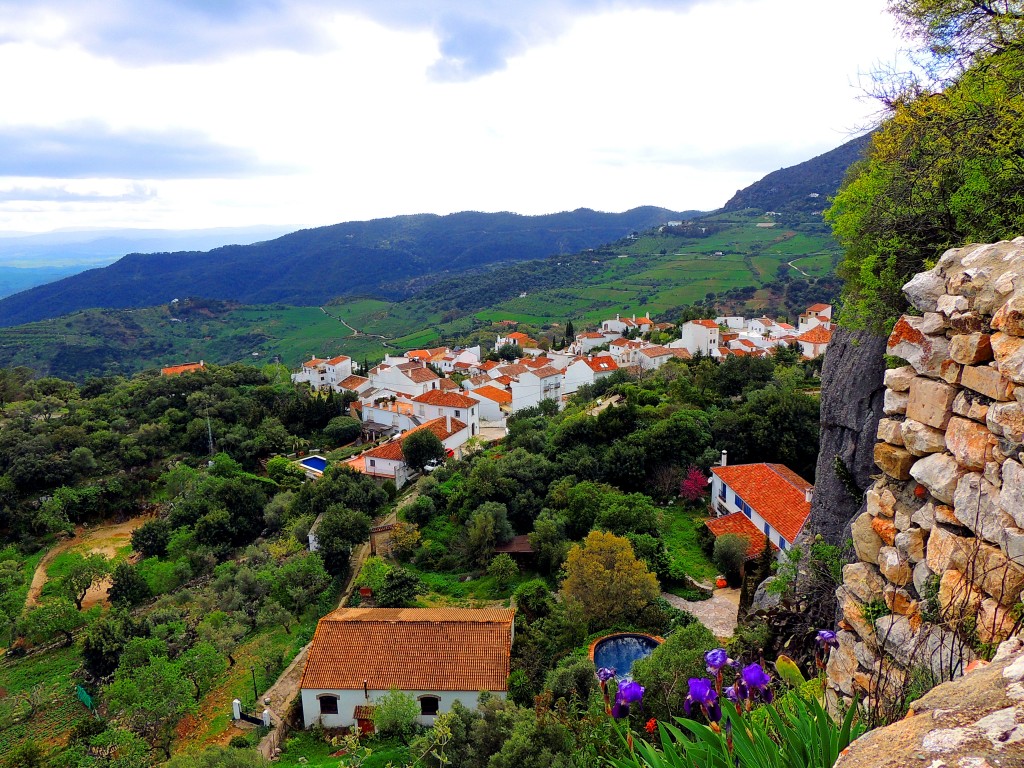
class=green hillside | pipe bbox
[0,211,839,380]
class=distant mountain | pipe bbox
[0,208,691,327]
[723,133,872,214]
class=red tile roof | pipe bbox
[304,358,327,368]
[796,326,832,344]
[639,345,672,358]
[412,390,478,408]
[406,367,440,383]
[362,417,467,461]
[470,385,512,404]
[406,350,431,360]
[494,535,533,554]
[300,608,515,692]
[669,348,691,359]
[480,361,500,371]
[705,513,775,560]
[581,332,606,339]
[806,303,831,313]
[493,375,514,386]
[161,362,205,376]
[692,319,719,329]
[528,365,561,378]
[580,355,618,372]
[711,463,812,543]
[506,332,530,342]
[338,375,369,390]
[326,355,350,365]
[438,378,460,391]
[497,364,528,377]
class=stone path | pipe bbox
[662,587,740,639]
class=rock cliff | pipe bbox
[826,239,1024,726]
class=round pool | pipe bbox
[589,633,663,680]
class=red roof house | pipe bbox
[709,463,813,551]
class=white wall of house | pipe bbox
[360,404,417,432]
[361,454,408,486]
[369,367,435,398]
[677,322,719,356]
[413,403,479,437]
[561,360,596,396]
[637,351,671,370]
[301,688,507,729]
[798,339,828,358]
[715,316,746,330]
[709,475,791,552]
[465,391,506,422]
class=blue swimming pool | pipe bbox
[590,633,662,680]
[299,455,328,473]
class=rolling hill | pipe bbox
[0,207,692,327]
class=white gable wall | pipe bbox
[301,687,507,729]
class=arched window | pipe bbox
[318,694,339,715]
[419,695,440,716]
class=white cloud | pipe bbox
[0,0,904,232]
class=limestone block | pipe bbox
[874,443,914,480]
[943,239,1024,316]
[895,528,926,563]
[910,453,967,504]
[837,585,878,647]
[992,293,1024,337]
[974,541,1024,606]
[866,487,896,518]
[961,364,1015,401]
[938,569,983,619]
[878,546,912,586]
[877,615,976,683]
[991,332,1024,384]
[911,501,936,531]
[883,583,919,616]
[934,503,960,526]
[843,562,887,603]
[1004,524,1024,566]
[906,377,957,430]
[887,316,951,379]
[920,312,947,335]
[984,460,1002,488]
[940,360,962,385]
[871,516,897,546]
[947,311,989,334]
[949,333,994,365]
[894,506,912,532]
[883,366,917,393]
[937,293,970,315]
[952,472,1012,546]
[876,418,905,446]
[999,459,1024,528]
[852,511,883,564]
[977,599,1017,645]
[952,390,990,423]
[854,641,877,672]
[913,559,934,598]
[945,416,997,470]
[926,525,972,573]
[901,419,948,456]
[903,269,946,313]
[987,401,1024,444]
[825,630,859,697]
[883,389,909,416]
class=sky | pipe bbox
[0,0,908,234]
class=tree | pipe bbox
[323,415,362,446]
[565,319,575,340]
[131,518,172,558]
[108,562,152,608]
[19,598,85,646]
[679,465,709,502]
[487,553,519,590]
[375,568,424,608]
[713,533,750,588]
[465,502,514,567]
[528,511,569,577]
[315,505,372,575]
[560,530,660,630]
[402,429,446,473]
[177,642,227,699]
[630,621,719,722]
[372,689,420,741]
[196,611,247,667]
[355,556,393,593]
[106,656,198,759]
[496,343,523,361]
[389,521,421,560]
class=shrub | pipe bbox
[713,534,748,588]
[487,553,519,591]
[372,689,420,741]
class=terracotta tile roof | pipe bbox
[639,345,672,358]
[494,534,533,554]
[528,365,561,379]
[581,332,606,339]
[161,362,205,376]
[470,385,512,404]
[304,358,328,367]
[406,350,431,360]
[692,319,719,329]
[669,348,691,359]
[497,364,528,377]
[338,375,369,390]
[407,367,440,383]
[362,417,467,461]
[795,326,832,344]
[327,355,350,365]
[806,303,831,313]
[412,390,478,408]
[453,361,473,369]
[717,347,732,356]
[580,356,618,372]
[438,378,459,391]
[705,513,775,560]
[494,375,514,386]
[654,322,674,331]
[506,332,530,342]
[300,608,515,692]
[610,338,630,347]
[711,463,812,543]
[721,332,738,342]
[775,322,795,331]
[621,318,636,327]
[635,317,653,325]
[466,374,492,387]
[480,361,500,371]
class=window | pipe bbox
[718,484,726,500]
[419,696,440,716]
[319,695,339,715]
[455,410,461,418]
[369,459,376,467]
[763,522,770,535]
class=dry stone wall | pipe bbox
[827,238,1024,714]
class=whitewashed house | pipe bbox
[466,385,512,423]
[562,355,619,396]
[715,316,746,330]
[709,462,813,554]
[795,325,832,358]
[510,366,562,411]
[292,356,354,391]
[368,362,441,398]
[798,303,833,333]
[675,320,720,356]
[351,416,469,488]
[299,608,514,730]
[637,345,674,370]
[411,390,480,438]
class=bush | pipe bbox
[405,495,436,526]
[544,656,597,707]
[376,568,424,608]
[513,579,553,621]
[507,669,535,707]
[713,533,748,588]
[372,689,420,741]
[487,553,519,591]
[355,556,392,593]
[131,518,172,558]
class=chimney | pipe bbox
[805,487,813,504]
[446,414,452,432]
[720,450,727,467]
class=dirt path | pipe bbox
[24,517,149,612]
[786,257,811,277]
[662,587,740,640]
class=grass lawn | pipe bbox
[660,504,718,585]
[275,730,412,768]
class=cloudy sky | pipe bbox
[0,0,906,233]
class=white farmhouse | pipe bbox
[562,355,619,396]
[510,366,562,411]
[675,319,720,356]
[291,355,354,391]
[299,608,514,730]
[466,385,512,423]
[411,390,480,438]
[636,345,674,370]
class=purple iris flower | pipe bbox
[611,680,644,718]
[816,630,839,650]
[683,677,722,723]
[596,667,616,683]
[739,663,773,704]
[705,648,732,675]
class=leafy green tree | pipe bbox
[314,505,371,575]
[108,562,152,608]
[512,579,553,622]
[497,343,523,361]
[404,494,436,526]
[375,568,424,608]
[265,456,304,489]
[528,511,569,577]
[323,415,362,446]
[487,553,519,590]
[131,518,172,558]
[713,533,750,588]
[543,656,597,707]
[106,656,198,759]
[177,642,227,700]
[402,429,446,473]
[355,556,393,593]
[18,598,85,646]
[465,502,514,567]
[372,689,420,742]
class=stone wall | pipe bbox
[826,238,1024,714]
